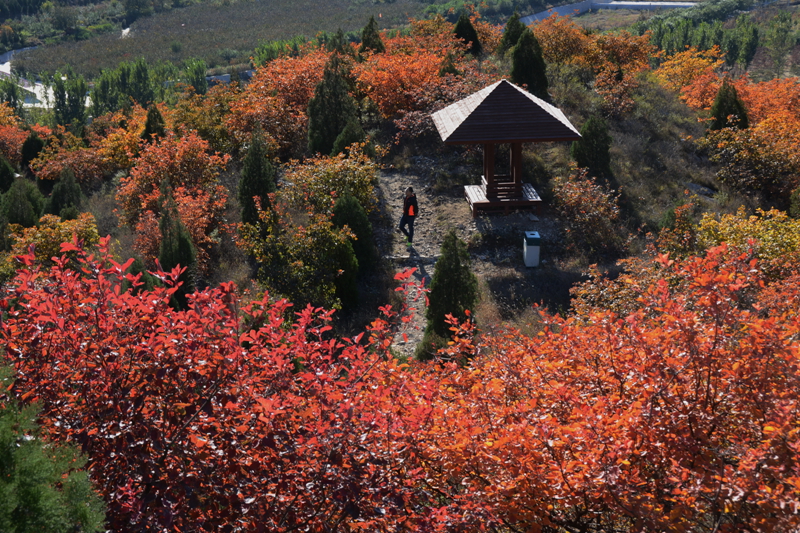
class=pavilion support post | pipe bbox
[511,142,522,196]
[483,143,497,198]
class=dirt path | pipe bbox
[373,155,577,359]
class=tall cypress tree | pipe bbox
[358,16,385,56]
[454,12,482,56]
[158,181,196,309]
[570,115,613,177]
[332,192,375,273]
[307,54,359,156]
[499,11,526,53]
[511,28,549,100]
[46,167,83,219]
[709,78,749,131]
[141,103,166,142]
[238,127,276,226]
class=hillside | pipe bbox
[0,4,800,530]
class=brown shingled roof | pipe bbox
[431,79,581,144]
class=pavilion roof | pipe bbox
[431,79,581,144]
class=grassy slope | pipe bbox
[13,0,427,78]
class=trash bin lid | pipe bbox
[525,231,541,245]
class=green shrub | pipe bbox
[45,168,83,218]
[570,115,612,177]
[2,178,44,228]
[511,28,548,100]
[332,192,375,273]
[421,229,478,360]
[0,367,106,533]
[0,157,15,195]
[307,54,359,156]
[454,12,481,56]
[238,127,276,226]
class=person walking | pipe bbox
[398,186,418,247]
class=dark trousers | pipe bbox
[399,214,415,243]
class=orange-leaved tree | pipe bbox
[116,131,229,272]
[413,244,800,532]
[1,238,449,532]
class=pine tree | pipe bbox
[46,167,83,219]
[332,192,375,273]
[570,115,613,177]
[499,11,526,53]
[20,132,44,171]
[326,29,354,57]
[425,229,478,339]
[454,12,482,56]
[2,178,44,228]
[158,181,196,309]
[330,117,366,156]
[0,367,106,533]
[358,16,385,56]
[307,54,359,156]
[709,78,748,131]
[238,127,276,226]
[0,156,14,194]
[511,28,549,100]
[141,103,166,142]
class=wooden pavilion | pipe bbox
[431,79,581,217]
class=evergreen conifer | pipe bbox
[21,132,44,171]
[141,103,167,142]
[500,11,526,53]
[570,115,613,177]
[417,230,478,360]
[511,28,549,100]
[454,12,482,56]
[307,54,359,156]
[46,168,83,219]
[52,69,88,129]
[2,178,44,228]
[709,78,749,130]
[158,181,196,309]
[332,192,375,273]
[0,367,106,533]
[238,127,276,226]
[358,16,385,56]
[331,117,367,156]
[0,156,14,194]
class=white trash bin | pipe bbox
[523,231,540,267]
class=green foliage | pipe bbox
[0,156,15,195]
[141,103,167,142]
[499,11,525,53]
[571,115,612,177]
[253,35,308,66]
[2,178,44,228]
[764,10,797,76]
[709,78,748,131]
[331,117,366,156]
[424,229,478,344]
[51,70,88,129]
[307,54,359,156]
[238,127,276,226]
[0,368,106,533]
[45,168,83,219]
[0,79,23,118]
[790,188,800,219]
[511,28,548,100]
[454,12,481,56]
[241,207,359,311]
[123,256,159,293]
[91,58,155,116]
[158,181,196,308]
[332,192,375,274]
[281,147,378,215]
[324,28,356,56]
[183,58,208,95]
[20,132,44,170]
[359,16,385,56]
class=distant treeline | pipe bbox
[633,0,760,65]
